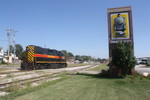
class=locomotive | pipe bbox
[114,13,126,37]
[21,45,67,70]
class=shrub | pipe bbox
[112,41,136,76]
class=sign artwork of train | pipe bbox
[21,45,67,70]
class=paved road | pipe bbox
[135,65,150,74]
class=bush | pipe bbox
[112,42,136,76]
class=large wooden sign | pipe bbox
[107,6,134,76]
[107,6,133,57]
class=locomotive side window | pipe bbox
[48,50,53,55]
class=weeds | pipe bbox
[6,74,13,78]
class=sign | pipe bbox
[108,6,133,43]
[107,6,134,57]
[107,7,134,76]
[111,12,130,40]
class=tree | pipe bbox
[96,58,101,62]
[61,50,74,60]
[81,56,92,61]
[20,51,26,60]
[75,55,81,61]
[75,55,92,62]
[112,42,136,76]
[61,50,68,57]
[68,52,74,57]
[10,45,14,53]
[15,44,23,60]
[6,45,14,54]
[6,44,24,60]
[100,58,107,63]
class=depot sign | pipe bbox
[107,6,133,43]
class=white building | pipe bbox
[0,47,4,63]
[3,53,19,64]
[0,47,19,64]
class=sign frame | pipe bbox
[107,6,134,57]
[108,6,133,43]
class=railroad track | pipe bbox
[0,71,62,91]
[0,70,29,75]
[0,64,98,96]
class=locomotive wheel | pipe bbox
[58,64,62,68]
[21,61,29,70]
[65,63,68,67]
[61,64,65,68]
[61,63,67,68]
[36,64,41,69]
[46,64,50,69]
[27,63,33,70]
[21,62,25,70]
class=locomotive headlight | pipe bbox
[118,19,122,22]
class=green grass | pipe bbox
[2,73,150,100]
[67,63,90,67]
[87,64,109,71]
[6,74,13,78]
[0,74,67,100]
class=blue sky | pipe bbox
[0,0,149,58]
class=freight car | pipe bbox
[21,45,67,70]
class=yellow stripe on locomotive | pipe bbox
[26,46,34,62]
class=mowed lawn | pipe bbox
[12,74,150,100]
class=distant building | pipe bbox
[0,47,20,64]
[67,57,75,64]
[3,53,19,64]
[0,47,4,63]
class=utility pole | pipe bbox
[12,30,18,67]
[6,28,13,65]
[6,28,17,66]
